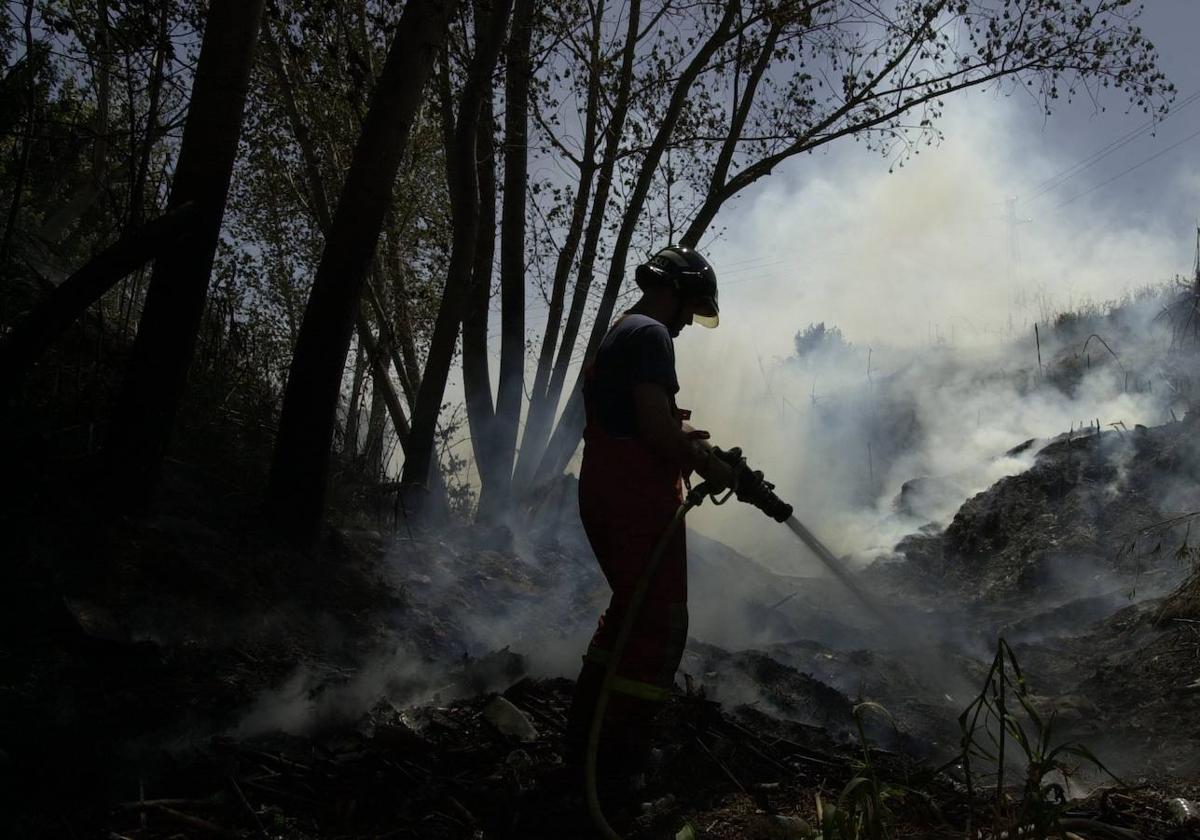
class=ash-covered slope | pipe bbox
[859,408,1200,773]
[880,411,1200,606]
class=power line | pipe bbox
[1055,124,1200,209]
[721,257,798,277]
[1022,89,1200,204]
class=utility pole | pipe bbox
[1192,222,1199,294]
[1004,197,1032,288]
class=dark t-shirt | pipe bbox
[585,314,679,439]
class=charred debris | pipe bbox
[4,290,1200,839]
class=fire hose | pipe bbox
[585,449,894,839]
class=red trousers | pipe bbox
[565,424,689,770]
[577,427,689,699]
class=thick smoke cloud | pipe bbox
[674,91,1195,572]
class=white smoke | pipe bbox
[674,91,1194,573]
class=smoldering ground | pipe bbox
[229,297,1197,767]
[226,93,1200,776]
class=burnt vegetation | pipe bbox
[1,1,1199,838]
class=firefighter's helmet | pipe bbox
[634,245,719,327]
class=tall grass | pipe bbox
[958,638,1118,839]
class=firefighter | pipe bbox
[565,244,737,781]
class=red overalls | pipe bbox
[565,324,690,768]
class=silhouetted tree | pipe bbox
[266,0,458,541]
[103,0,266,506]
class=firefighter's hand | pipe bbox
[682,421,710,441]
[696,445,737,493]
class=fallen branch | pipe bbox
[136,803,229,836]
[117,798,219,811]
[227,774,268,836]
[693,736,748,797]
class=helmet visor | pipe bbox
[693,296,719,328]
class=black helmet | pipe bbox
[634,245,719,328]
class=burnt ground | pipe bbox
[860,410,1200,777]
[3,415,1200,837]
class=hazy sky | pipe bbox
[662,2,1200,561]
[693,0,1200,359]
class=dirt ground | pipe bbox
[3,414,1200,838]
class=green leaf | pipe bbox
[675,823,698,840]
[837,775,876,808]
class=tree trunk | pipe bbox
[0,202,197,397]
[102,0,265,507]
[354,306,453,515]
[363,270,416,408]
[511,0,601,497]
[400,0,514,512]
[261,21,334,232]
[389,263,424,406]
[462,45,498,505]
[0,1,38,273]
[267,10,442,512]
[269,12,442,498]
[533,0,740,486]
[363,264,395,478]
[484,0,536,517]
[514,0,640,489]
[92,0,112,190]
[343,337,367,459]
[127,2,170,229]
[266,0,456,541]
[353,311,409,435]
[680,17,783,247]
[363,356,389,477]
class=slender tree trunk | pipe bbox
[102,0,265,507]
[265,14,437,497]
[266,0,456,541]
[363,358,389,477]
[127,2,170,229]
[0,1,38,273]
[511,0,601,496]
[485,0,536,516]
[352,306,457,512]
[363,264,394,478]
[534,0,740,486]
[514,0,640,488]
[462,58,498,503]
[680,18,783,247]
[353,311,410,439]
[92,0,112,190]
[363,269,416,407]
[390,264,424,405]
[400,0,514,512]
[268,19,398,458]
[343,338,367,459]
[261,21,334,232]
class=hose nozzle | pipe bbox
[712,447,793,522]
[736,470,793,522]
